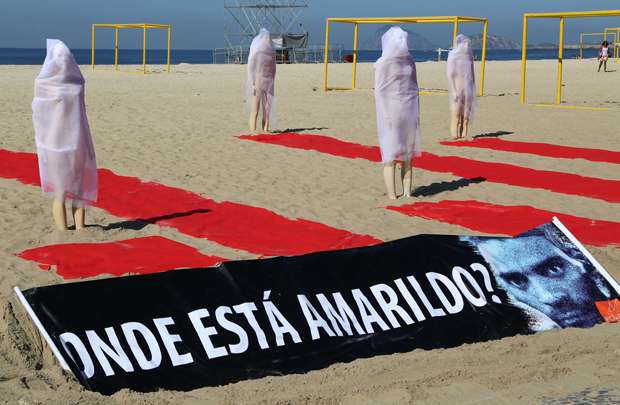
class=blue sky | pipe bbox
[1,0,620,49]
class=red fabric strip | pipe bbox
[386,200,620,248]
[0,149,381,256]
[440,138,620,165]
[239,133,620,203]
[17,236,226,279]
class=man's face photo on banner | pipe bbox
[462,224,614,329]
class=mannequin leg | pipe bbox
[456,114,464,138]
[462,98,472,138]
[248,91,260,131]
[402,159,413,197]
[450,112,460,139]
[383,163,397,200]
[72,205,86,230]
[52,198,68,231]
[463,117,469,138]
[262,96,270,132]
[462,117,470,138]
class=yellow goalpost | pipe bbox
[322,16,489,96]
[91,23,172,74]
[579,32,617,59]
[520,10,620,107]
[604,27,620,60]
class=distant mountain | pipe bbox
[468,34,519,50]
[363,26,437,50]
[527,42,557,49]
[461,35,557,50]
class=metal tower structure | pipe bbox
[224,0,309,48]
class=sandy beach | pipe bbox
[0,58,619,404]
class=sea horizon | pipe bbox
[0,47,603,65]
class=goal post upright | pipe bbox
[90,23,172,74]
[604,27,620,60]
[520,10,620,106]
[322,15,488,96]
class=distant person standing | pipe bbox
[598,41,610,72]
[446,34,475,139]
[374,27,421,199]
[246,28,277,132]
[32,39,98,230]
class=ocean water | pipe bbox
[0,47,602,65]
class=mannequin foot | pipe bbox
[462,119,470,138]
[450,114,460,141]
[52,199,68,231]
[401,161,413,198]
[249,111,258,132]
[73,207,86,230]
[383,163,397,201]
[54,222,68,231]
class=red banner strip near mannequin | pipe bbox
[440,138,620,165]
[386,200,620,248]
[239,133,620,203]
[17,236,227,279]
[0,149,380,256]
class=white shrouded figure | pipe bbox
[246,28,277,132]
[32,39,98,230]
[446,34,476,139]
[374,27,421,199]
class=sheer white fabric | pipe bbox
[245,28,277,126]
[374,27,421,164]
[447,34,476,120]
[32,39,97,207]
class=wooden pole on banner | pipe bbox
[13,286,71,371]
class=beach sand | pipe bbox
[0,59,619,404]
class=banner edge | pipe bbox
[13,286,72,372]
[551,217,620,295]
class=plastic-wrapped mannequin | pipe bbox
[374,27,421,199]
[32,39,98,230]
[246,28,277,132]
[447,34,476,139]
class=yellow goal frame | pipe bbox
[91,23,172,74]
[579,32,617,59]
[520,10,620,106]
[322,16,489,96]
[603,27,620,60]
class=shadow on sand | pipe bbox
[412,177,486,197]
[86,208,212,231]
[472,130,514,139]
[271,127,328,134]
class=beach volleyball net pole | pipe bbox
[579,32,617,59]
[322,16,489,96]
[91,23,172,74]
[604,27,620,61]
[520,10,620,106]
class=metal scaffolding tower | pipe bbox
[223,0,309,48]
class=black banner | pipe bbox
[19,220,620,394]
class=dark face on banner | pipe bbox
[475,235,608,328]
